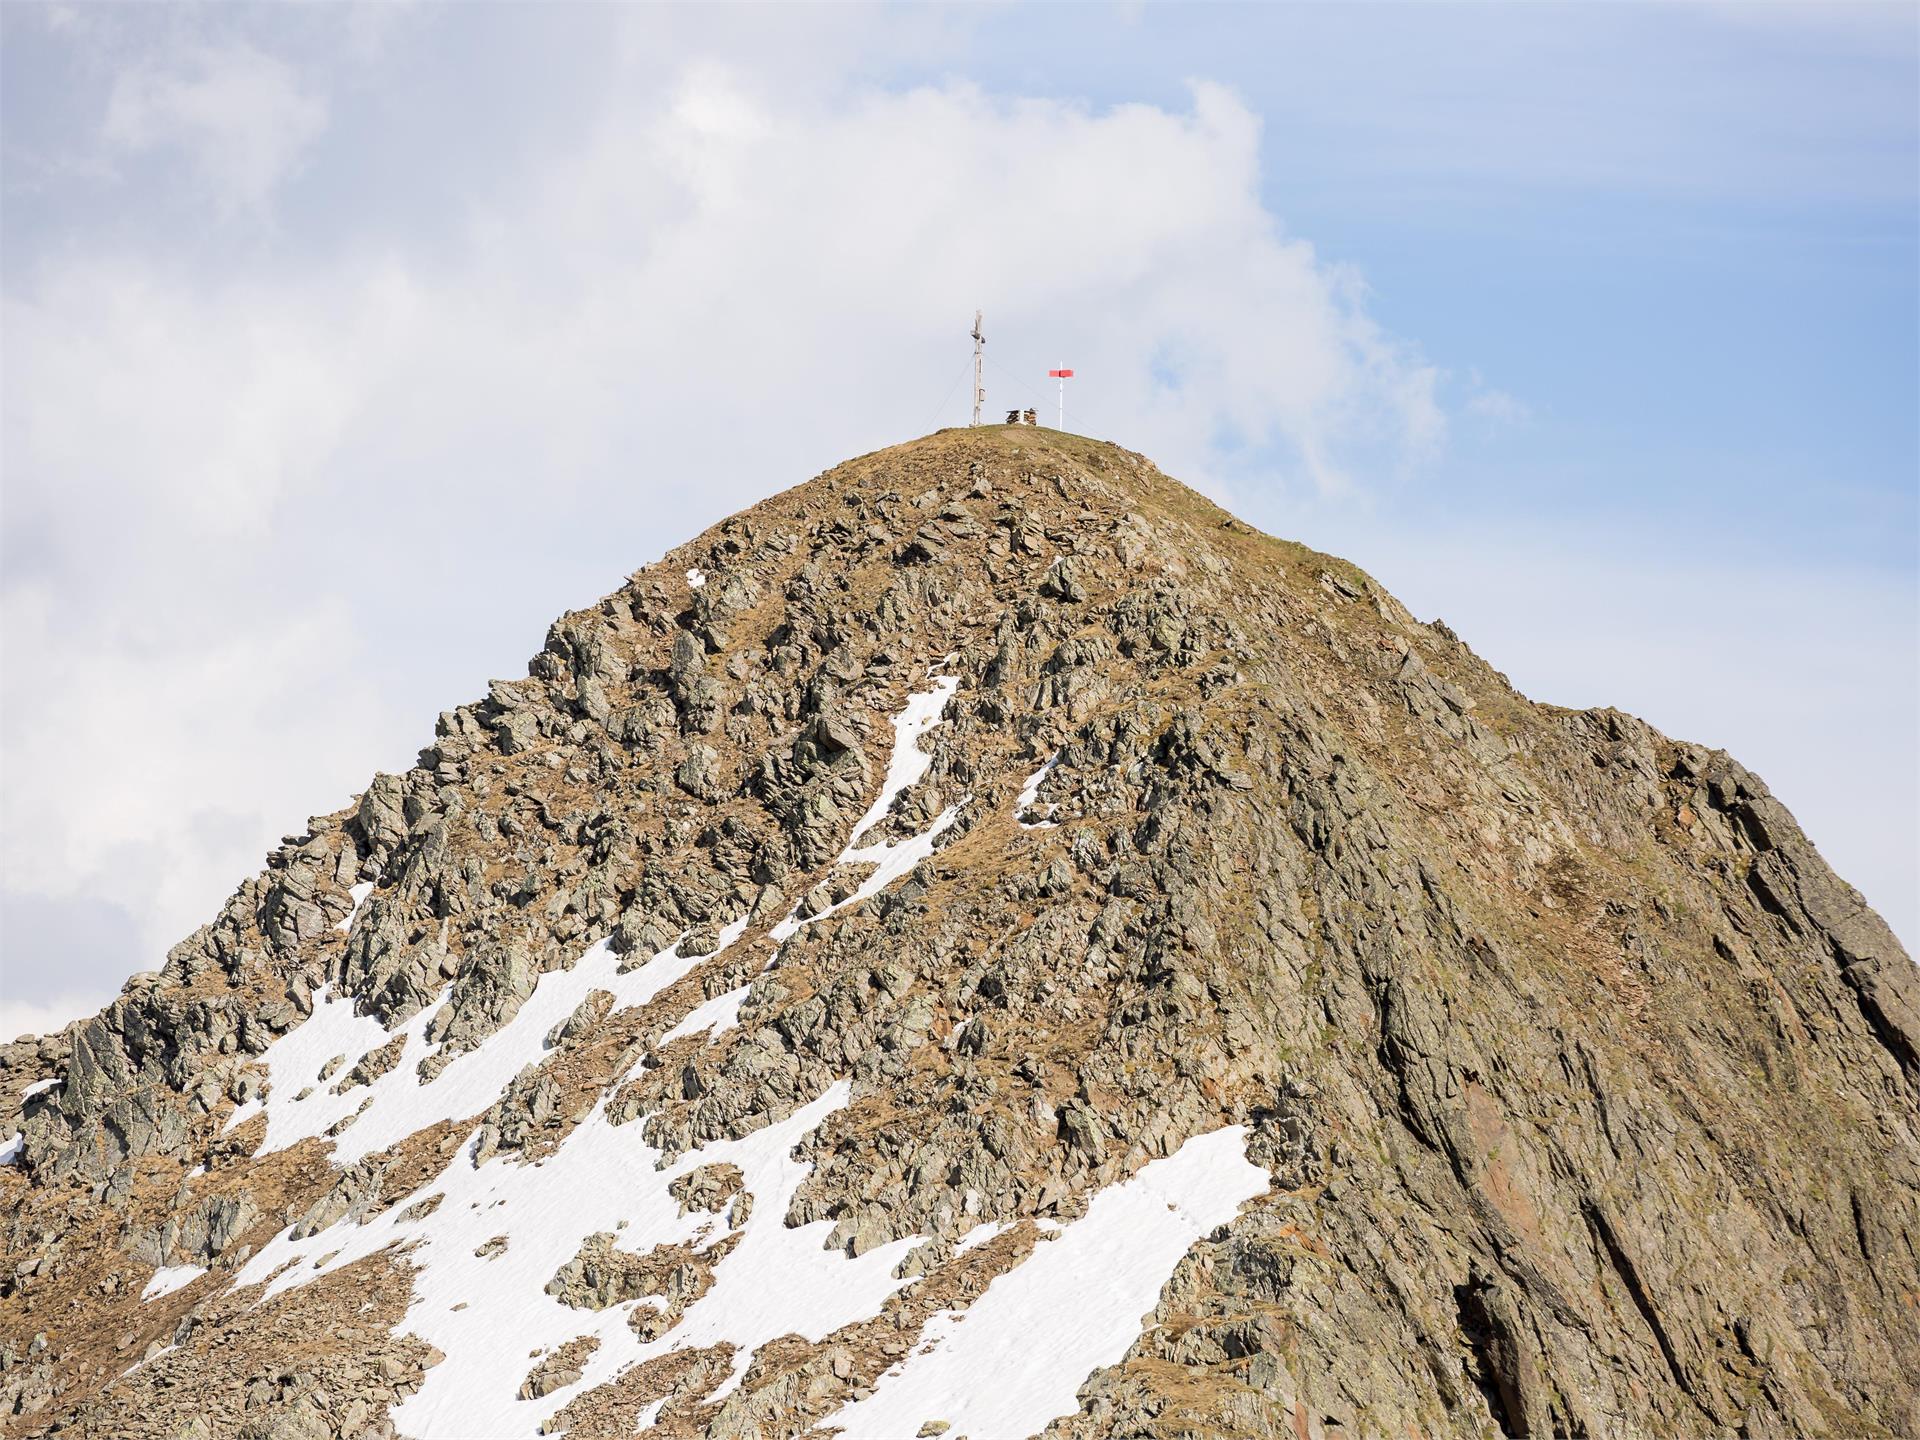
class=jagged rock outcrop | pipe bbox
[2,427,1913,1440]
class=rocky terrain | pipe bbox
[1,425,1914,1440]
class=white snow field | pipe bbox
[825,1126,1269,1440]
[232,913,748,1169]
[202,677,1267,1436]
[228,674,964,1174]
[236,1080,919,1437]
[139,1264,206,1302]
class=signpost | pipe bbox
[1048,368,1074,431]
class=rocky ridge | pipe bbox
[0,426,1914,1439]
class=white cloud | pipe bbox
[101,38,327,215]
[2,49,1446,1019]
[0,578,395,958]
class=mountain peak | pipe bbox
[3,435,1913,1440]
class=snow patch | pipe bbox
[652,679,971,1065]
[826,1126,1268,1440]
[244,983,402,1154]
[951,1220,1006,1256]
[1016,752,1060,829]
[767,805,963,953]
[236,1082,920,1439]
[0,1133,20,1167]
[657,984,751,1047]
[686,568,706,588]
[843,676,959,850]
[242,918,749,1168]
[336,881,375,933]
[766,677,965,949]
[20,1078,59,1099]
[140,1264,205,1302]
[795,804,963,938]
[223,676,1002,1434]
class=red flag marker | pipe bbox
[1048,369,1074,429]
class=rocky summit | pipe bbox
[2,427,1915,1440]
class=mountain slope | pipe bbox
[2,427,1914,1440]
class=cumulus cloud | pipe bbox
[1,35,1444,1027]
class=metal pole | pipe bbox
[971,311,985,427]
[1057,368,1065,431]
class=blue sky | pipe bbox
[964,3,1919,550]
[2,2,1914,1032]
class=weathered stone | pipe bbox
[518,1336,598,1401]
[12,428,1916,1440]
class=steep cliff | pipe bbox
[3,427,1914,1440]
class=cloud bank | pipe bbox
[2,14,1446,1031]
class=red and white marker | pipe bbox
[1048,368,1074,431]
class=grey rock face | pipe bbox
[10,428,1916,1440]
[289,1157,389,1240]
[126,1189,261,1269]
[668,1163,746,1222]
[518,1336,598,1401]
[543,1232,722,1341]
[424,938,537,1059]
